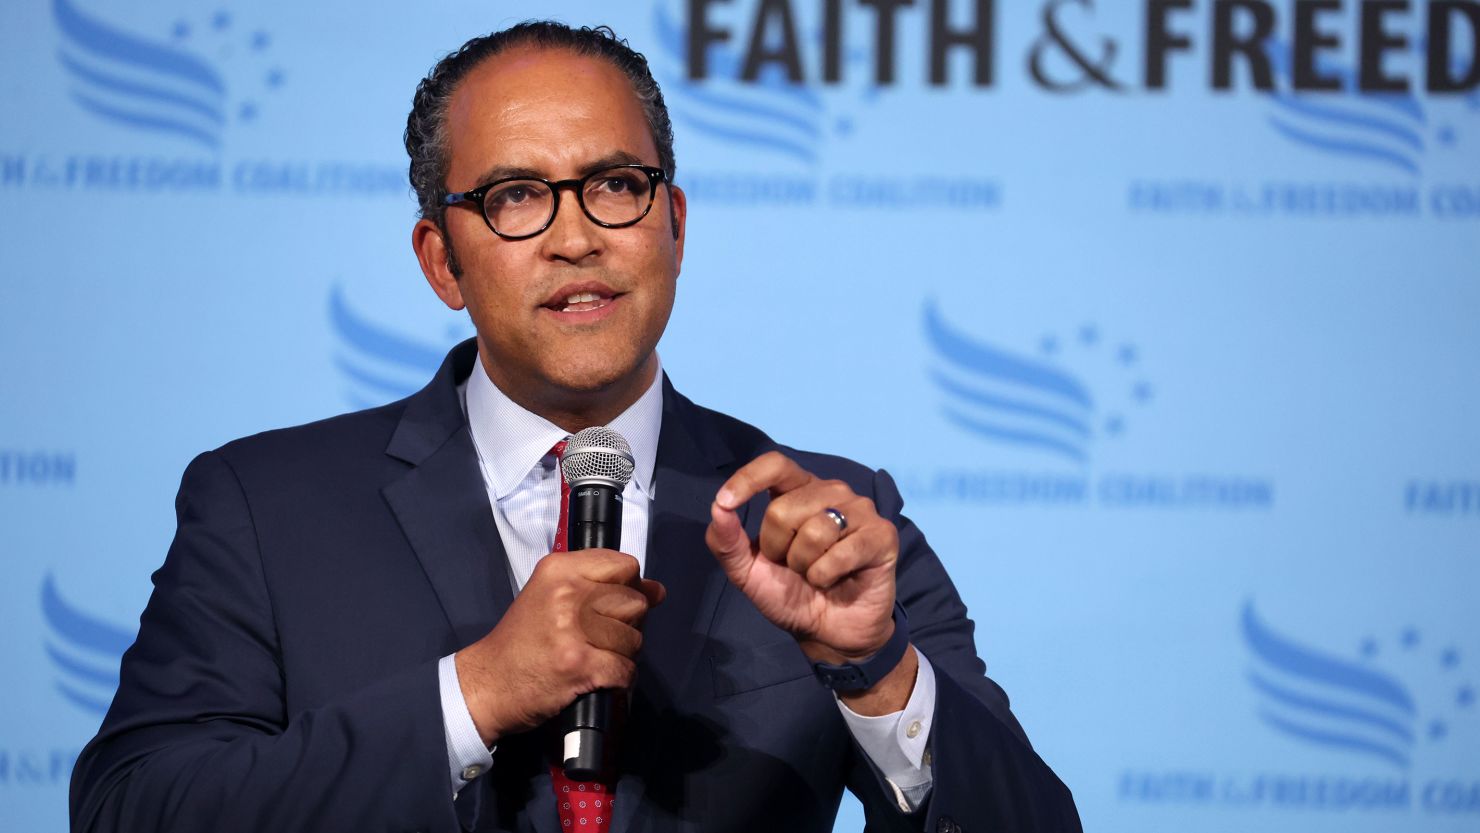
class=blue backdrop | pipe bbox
[3,1,1478,830]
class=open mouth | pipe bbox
[553,291,615,313]
[541,283,623,315]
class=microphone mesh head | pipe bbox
[561,426,635,489]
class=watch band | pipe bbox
[811,602,911,692]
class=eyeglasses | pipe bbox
[443,164,667,241]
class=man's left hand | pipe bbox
[705,451,901,668]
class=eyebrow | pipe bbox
[468,151,647,187]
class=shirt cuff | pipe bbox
[835,647,936,812]
[439,653,495,797]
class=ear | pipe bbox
[669,184,687,269]
[412,218,465,311]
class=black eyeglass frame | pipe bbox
[443,164,668,241]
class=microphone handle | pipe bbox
[560,482,624,780]
[567,482,622,551]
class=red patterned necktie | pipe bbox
[548,440,615,831]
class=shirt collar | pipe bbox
[465,353,663,501]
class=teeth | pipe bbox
[557,291,614,313]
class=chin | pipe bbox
[549,354,648,394]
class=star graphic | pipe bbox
[1401,628,1420,649]
[266,68,285,89]
[1459,686,1475,708]
[239,101,258,122]
[1360,638,1378,658]
[1428,720,1447,741]
[1437,125,1457,147]
[1104,415,1124,436]
[1117,344,1137,366]
[251,31,271,51]
[171,20,190,40]
[834,116,853,137]
[1040,335,1059,356]
[212,11,232,30]
[1133,381,1153,403]
[1078,325,1099,346]
[1441,647,1460,669]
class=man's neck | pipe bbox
[476,347,659,434]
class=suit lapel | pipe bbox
[383,425,515,648]
[382,342,549,832]
[381,341,516,648]
[614,379,745,833]
[639,387,737,703]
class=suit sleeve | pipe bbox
[847,468,1083,833]
[70,451,459,833]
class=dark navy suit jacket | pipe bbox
[71,341,1080,833]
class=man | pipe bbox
[71,21,1079,833]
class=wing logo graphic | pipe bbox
[924,301,1153,464]
[52,0,283,149]
[1243,601,1418,769]
[924,301,1093,463]
[652,3,826,165]
[329,285,464,410]
[54,0,226,149]
[41,574,132,716]
[1262,40,1434,176]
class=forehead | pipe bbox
[443,45,657,184]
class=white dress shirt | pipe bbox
[438,355,935,811]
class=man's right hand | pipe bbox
[454,550,665,746]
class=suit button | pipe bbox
[936,817,959,833]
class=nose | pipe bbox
[539,186,601,264]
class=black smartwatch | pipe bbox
[811,602,911,692]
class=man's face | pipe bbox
[415,46,686,418]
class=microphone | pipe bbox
[558,426,635,781]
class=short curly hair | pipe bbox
[404,21,676,229]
